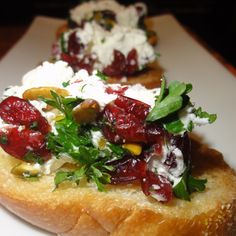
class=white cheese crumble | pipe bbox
[62,22,155,70]
[91,130,104,148]
[43,155,75,175]
[149,144,186,187]
[70,0,146,28]
[179,105,210,130]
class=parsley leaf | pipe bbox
[147,79,216,134]
[54,166,86,187]
[23,152,44,165]
[173,169,207,201]
[62,80,70,87]
[96,71,108,81]
[194,107,217,123]
[45,92,125,191]
[60,32,67,53]
[147,79,190,122]
[40,91,82,118]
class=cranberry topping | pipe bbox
[61,53,95,74]
[126,49,139,75]
[110,156,146,184]
[101,95,164,144]
[109,156,173,202]
[0,127,50,161]
[114,95,150,120]
[0,96,50,135]
[141,171,173,202]
[103,50,126,77]
[105,86,128,95]
[103,49,140,77]
[68,31,83,55]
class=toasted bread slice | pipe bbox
[0,140,235,235]
[107,62,163,89]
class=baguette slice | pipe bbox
[0,140,235,236]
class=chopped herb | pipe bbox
[23,152,44,165]
[146,80,190,122]
[0,134,8,145]
[194,107,217,123]
[157,76,166,103]
[30,121,38,130]
[147,79,216,134]
[96,71,108,81]
[60,33,67,53]
[155,52,161,58]
[54,166,86,187]
[173,169,207,201]
[164,118,185,134]
[62,80,70,87]
[40,91,83,118]
[81,84,87,92]
[45,93,123,191]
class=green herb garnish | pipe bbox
[60,33,67,53]
[96,71,108,81]
[62,80,70,88]
[44,92,124,191]
[23,152,44,165]
[0,134,8,145]
[147,79,191,122]
[173,169,207,201]
[194,107,217,123]
[30,121,38,130]
[40,91,82,118]
[147,79,216,134]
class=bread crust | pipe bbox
[0,140,236,235]
[107,62,163,89]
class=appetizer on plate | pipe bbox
[0,61,235,235]
[53,0,161,88]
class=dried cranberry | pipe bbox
[141,171,173,202]
[105,86,128,95]
[110,156,147,184]
[101,96,164,144]
[115,113,146,143]
[145,123,164,144]
[103,50,126,77]
[168,132,191,166]
[164,152,177,169]
[60,53,78,68]
[0,127,50,161]
[114,95,150,120]
[109,155,173,202]
[61,53,95,74]
[102,101,146,143]
[68,31,83,55]
[126,49,139,75]
[77,55,95,74]
[0,96,50,135]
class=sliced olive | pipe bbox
[73,99,100,124]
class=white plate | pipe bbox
[0,14,235,235]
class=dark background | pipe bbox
[1,0,236,67]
